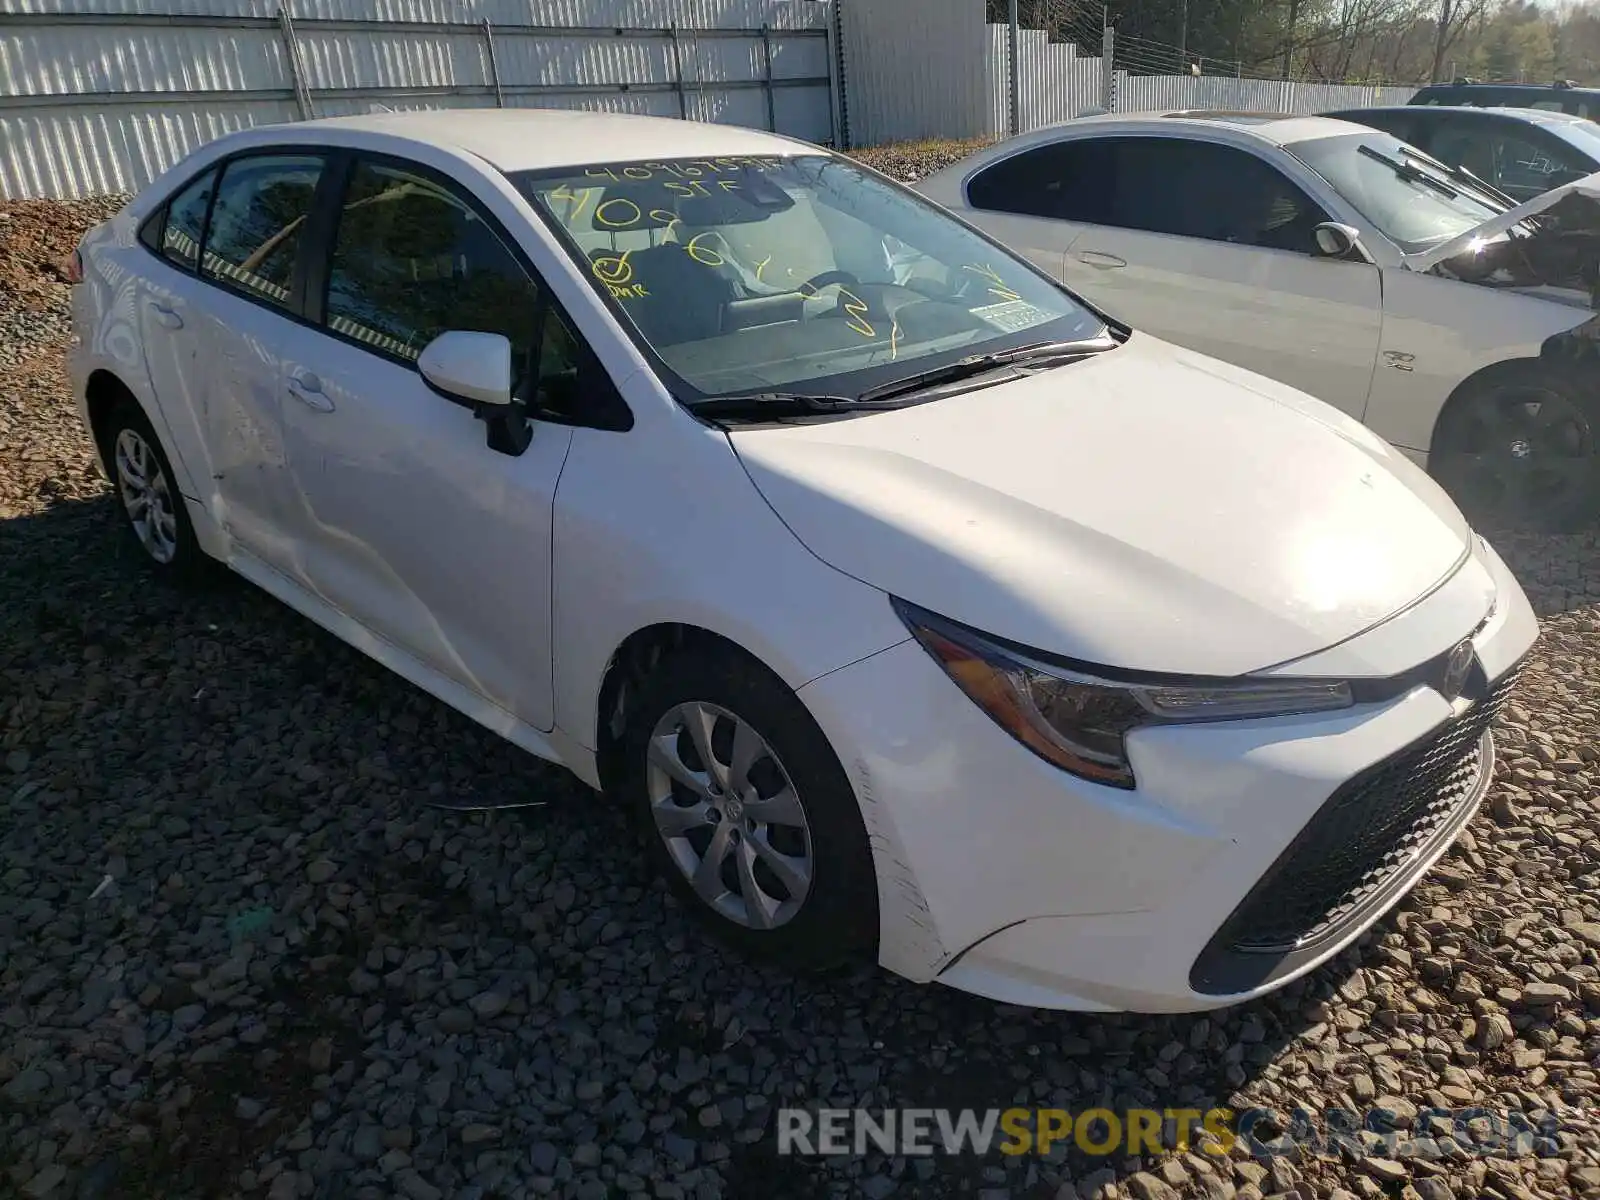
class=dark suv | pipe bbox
[1323,104,1600,202]
[1407,79,1600,118]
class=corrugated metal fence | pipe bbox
[833,0,1417,147]
[2,0,1426,198]
[984,24,1416,131]
[0,0,837,198]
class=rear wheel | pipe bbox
[619,645,878,970]
[1430,364,1600,533]
[105,401,205,580]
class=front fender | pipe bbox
[549,420,909,753]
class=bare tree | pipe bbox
[1431,0,1492,79]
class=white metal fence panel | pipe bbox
[0,0,833,198]
[836,0,989,147]
[0,0,833,24]
[986,24,1106,134]
[1113,73,1416,117]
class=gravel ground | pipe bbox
[3,164,1600,1200]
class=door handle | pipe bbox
[286,373,334,412]
[1074,249,1127,270]
[147,301,184,329]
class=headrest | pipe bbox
[383,190,464,258]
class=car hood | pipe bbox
[729,336,1473,676]
[1405,170,1600,303]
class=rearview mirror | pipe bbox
[418,331,531,456]
[1313,222,1363,260]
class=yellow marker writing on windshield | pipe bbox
[838,288,875,338]
[686,232,727,267]
[548,185,596,227]
[591,250,649,297]
[964,262,1022,303]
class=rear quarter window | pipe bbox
[141,168,217,273]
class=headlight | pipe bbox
[894,599,1354,790]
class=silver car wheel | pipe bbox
[114,427,179,565]
[645,700,814,930]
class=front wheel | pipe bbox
[1430,363,1600,533]
[619,646,879,970]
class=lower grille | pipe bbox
[1191,663,1521,990]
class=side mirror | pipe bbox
[1313,222,1364,260]
[419,330,513,409]
[418,331,531,456]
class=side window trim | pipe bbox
[308,149,633,432]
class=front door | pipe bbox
[1054,135,1384,420]
[275,155,576,730]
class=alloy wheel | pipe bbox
[644,701,814,930]
[114,427,179,564]
[1438,383,1595,524]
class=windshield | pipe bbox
[1288,132,1506,252]
[512,155,1105,401]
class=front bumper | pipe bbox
[796,536,1539,1012]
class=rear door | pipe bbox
[133,165,222,500]
[1056,135,1384,419]
[133,150,331,574]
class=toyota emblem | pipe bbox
[1440,639,1475,701]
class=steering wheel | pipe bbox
[799,270,863,295]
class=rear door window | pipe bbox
[200,154,326,311]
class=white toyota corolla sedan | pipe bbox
[68,110,1538,1012]
[917,111,1600,532]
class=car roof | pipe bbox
[1338,103,1593,128]
[1419,80,1600,95]
[261,109,811,172]
[1063,109,1368,145]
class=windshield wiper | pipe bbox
[1358,144,1463,200]
[855,335,1118,404]
[690,391,865,419]
[1406,152,1517,207]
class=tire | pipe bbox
[1430,362,1600,533]
[619,645,879,970]
[104,400,207,580]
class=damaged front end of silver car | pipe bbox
[1406,177,1600,343]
